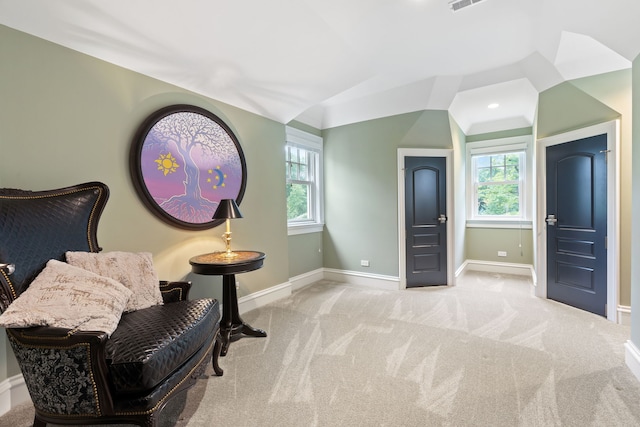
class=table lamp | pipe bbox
[212,199,243,257]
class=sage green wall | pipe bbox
[631,55,640,346]
[538,74,632,306]
[287,120,322,137]
[322,111,453,276]
[537,80,620,138]
[0,25,289,380]
[466,228,534,264]
[466,127,534,143]
[288,233,323,278]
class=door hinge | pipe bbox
[600,149,611,163]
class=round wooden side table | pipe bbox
[189,251,267,357]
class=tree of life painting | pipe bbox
[134,106,246,229]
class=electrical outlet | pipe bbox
[498,251,507,257]
[360,260,370,267]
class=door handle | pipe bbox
[546,214,557,226]
[438,214,447,224]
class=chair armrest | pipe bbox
[159,280,192,303]
[6,326,115,417]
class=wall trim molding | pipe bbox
[0,374,28,417]
[323,268,400,291]
[618,305,631,326]
[460,259,535,277]
[458,260,536,294]
[238,280,291,315]
[289,268,324,292]
[625,340,640,383]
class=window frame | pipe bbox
[466,136,533,229]
[286,126,324,235]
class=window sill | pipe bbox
[288,223,324,236]
[466,219,532,229]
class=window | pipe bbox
[285,127,324,234]
[473,151,523,217]
[286,146,315,221]
[466,137,532,227]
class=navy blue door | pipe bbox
[546,134,607,316]
[405,157,447,287]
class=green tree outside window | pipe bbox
[474,152,522,216]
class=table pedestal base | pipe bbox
[189,251,268,358]
[221,274,267,356]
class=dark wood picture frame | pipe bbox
[130,105,247,230]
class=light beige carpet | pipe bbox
[2,271,640,426]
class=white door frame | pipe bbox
[397,148,454,290]
[536,120,620,321]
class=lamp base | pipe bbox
[205,251,240,263]
[222,250,238,258]
[221,231,237,258]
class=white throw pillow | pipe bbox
[66,251,163,312]
[0,259,131,336]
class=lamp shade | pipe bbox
[212,199,243,220]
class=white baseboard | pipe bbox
[238,280,291,315]
[625,340,640,383]
[238,269,400,316]
[289,268,324,292]
[455,263,466,277]
[0,374,29,417]
[530,267,538,288]
[323,268,400,291]
[618,305,631,326]
[461,259,534,277]
[238,269,328,314]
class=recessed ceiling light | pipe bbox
[488,103,499,109]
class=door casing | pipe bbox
[398,148,454,290]
[536,120,620,321]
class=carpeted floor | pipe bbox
[2,271,640,426]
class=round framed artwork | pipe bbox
[130,105,247,230]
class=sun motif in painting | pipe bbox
[155,153,180,176]
[207,166,227,189]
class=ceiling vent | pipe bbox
[449,0,484,12]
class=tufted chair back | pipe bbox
[0,182,108,312]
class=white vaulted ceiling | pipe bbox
[0,0,637,133]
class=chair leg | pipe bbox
[212,332,224,376]
[33,415,46,427]
[143,413,158,427]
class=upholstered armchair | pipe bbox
[0,182,222,426]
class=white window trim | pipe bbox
[286,126,324,235]
[466,135,533,228]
